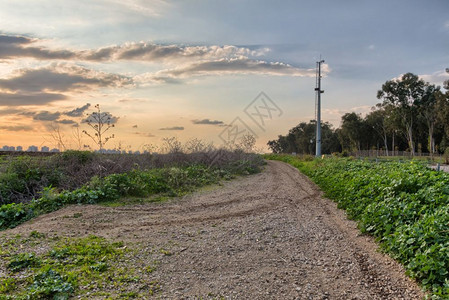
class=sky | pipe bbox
[0,0,448,152]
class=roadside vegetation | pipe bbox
[266,154,449,298]
[0,147,263,298]
[0,149,264,231]
[0,232,161,299]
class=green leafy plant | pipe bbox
[8,252,41,272]
[266,154,449,298]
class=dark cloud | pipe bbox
[192,119,224,125]
[159,126,184,130]
[65,103,91,117]
[32,111,61,121]
[0,92,66,106]
[0,65,132,106]
[0,34,76,60]
[0,66,132,93]
[0,125,33,131]
[56,119,77,125]
[0,35,32,45]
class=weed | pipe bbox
[8,252,41,272]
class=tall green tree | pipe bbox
[338,112,366,152]
[377,73,428,156]
[267,120,340,154]
[365,106,392,155]
[417,84,440,156]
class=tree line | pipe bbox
[268,71,449,156]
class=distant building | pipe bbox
[41,146,50,152]
[16,146,23,152]
[50,148,60,153]
[27,145,38,152]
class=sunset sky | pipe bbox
[0,0,448,151]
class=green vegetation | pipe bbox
[266,154,449,298]
[0,234,158,298]
[0,160,262,231]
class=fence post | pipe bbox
[437,163,440,172]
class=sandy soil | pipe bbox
[6,160,425,299]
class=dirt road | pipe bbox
[9,161,424,299]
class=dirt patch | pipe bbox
[3,160,425,299]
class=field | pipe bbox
[266,154,449,299]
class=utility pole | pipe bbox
[315,58,325,157]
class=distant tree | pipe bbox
[377,73,430,156]
[82,104,116,152]
[339,112,366,152]
[365,106,392,155]
[267,136,287,153]
[267,120,339,154]
[417,84,440,156]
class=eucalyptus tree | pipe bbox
[377,73,429,156]
[365,106,392,155]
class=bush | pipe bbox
[0,203,33,230]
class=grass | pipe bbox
[0,232,161,299]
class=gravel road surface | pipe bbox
[8,160,424,299]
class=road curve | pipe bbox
[9,160,424,299]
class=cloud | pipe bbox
[0,64,132,106]
[56,119,77,125]
[0,125,33,131]
[0,92,66,106]
[83,43,263,63]
[133,132,155,137]
[0,64,133,93]
[192,119,224,125]
[0,34,268,64]
[118,98,147,103]
[32,111,61,121]
[0,108,22,116]
[159,126,184,130]
[0,34,76,60]
[132,125,138,128]
[418,70,449,87]
[65,103,91,117]
[153,58,317,79]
